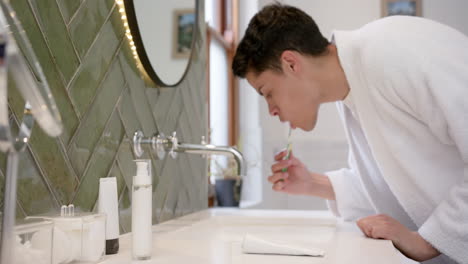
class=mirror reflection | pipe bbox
[126,0,197,86]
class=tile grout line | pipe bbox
[66,40,124,152]
[156,182,171,223]
[24,0,81,127]
[25,0,69,88]
[116,85,135,140]
[114,142,133,233]
[160,88,182,134]
[115,170,128,234]
[114,157,130,195]
[8,106,62,209]
[16,200,28,218]
[116,34,162,136]
[70,87,126,204]
[178,154,196,208]
[125,85,150,138]
[135,89,159,135]
[181,104,196,144]
[30,0,108,150]
[66,0,119,91]
[57,136,80,186]
[153,158,176,223]
[179,112,207,207]
[65,7,123,126]
[117,84,149,152]
[73,2,118,68]
[66,2,119,93]
[54,0,83,67]
[187,76,204,127]
[115,84,167,180]
[150,88,175,135]
[157,111,185,219]
[147,89,163,134]
[67,0,87,28]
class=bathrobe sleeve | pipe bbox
[335,16,467,262]
[367,36,468,262]
[415,57,468,264]
[326,150,376,221]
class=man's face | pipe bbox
[246,67,321,131]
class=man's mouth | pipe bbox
[280,119,296,129]
[285,120,296,129]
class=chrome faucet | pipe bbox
[176,142,246,176]
[133,131,246,176]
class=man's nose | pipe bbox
[269,106,279,117]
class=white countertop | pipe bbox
[99,208,400,264]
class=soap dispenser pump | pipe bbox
[131,159,152,260]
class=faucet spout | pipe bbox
[176,143,246,176]
[132,130,246,176]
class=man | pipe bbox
[232,4,467,264]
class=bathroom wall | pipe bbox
[0,0,208,233]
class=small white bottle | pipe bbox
[98,177,120,254]
[132,159,153,260]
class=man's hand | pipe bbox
[268,150,335,200]
[357,214,440,262]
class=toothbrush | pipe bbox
[282,127,293,173]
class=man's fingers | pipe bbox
[274,150,287,161]
[369,227,387,239]
[274,150,295,161]
[288,151,295,159]
[357,220,366,236]
[357,218,372,237]
[365,224,387,239]
[357,216,391,239]
[268,172,288,183]
[271,159,291,172]
[272,179,287,191]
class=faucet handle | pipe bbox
[200,136,208,159]
[168,131,178,159]
[133,130,144,157]
[154,133,166,160]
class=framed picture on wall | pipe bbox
[172,9,195,59]
[381,0,422,17]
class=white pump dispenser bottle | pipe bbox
[131,159,152,260]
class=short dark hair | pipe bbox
[232,3,329,78]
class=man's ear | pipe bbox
[280,50,301,74]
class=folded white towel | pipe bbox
[241,234,325,257]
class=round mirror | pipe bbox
[124,0,198,87]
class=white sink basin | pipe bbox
[100,209,400,264]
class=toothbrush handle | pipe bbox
[281,153,290,172]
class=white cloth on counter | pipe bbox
[241,234,325,257]
[326,16,468,264]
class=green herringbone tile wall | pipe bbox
[0,0,208,233]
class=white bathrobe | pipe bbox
[325,16,468,264]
